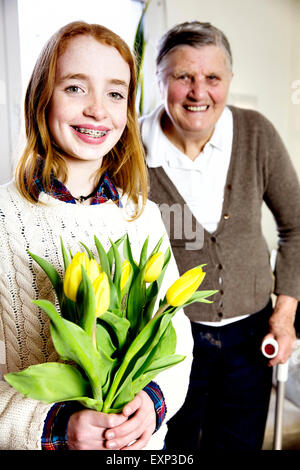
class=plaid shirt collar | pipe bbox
[33,170,122,207]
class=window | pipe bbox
[17,0,142,96]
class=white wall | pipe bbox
[290,0,300,175]
[143,0,300,250]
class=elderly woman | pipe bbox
[140,21,300,450]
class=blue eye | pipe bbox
[65,85,83,94]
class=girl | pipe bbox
[0,21,193,450]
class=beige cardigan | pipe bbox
[141,105,300,322]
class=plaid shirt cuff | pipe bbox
[42,381,166,449]
[41,401,83,450]
[143,381,166,433]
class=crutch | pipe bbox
[262,338,289,450]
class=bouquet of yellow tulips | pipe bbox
[5,234,217,413]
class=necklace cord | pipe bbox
[73,187,99,203]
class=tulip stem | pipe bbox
[152,302,170,319]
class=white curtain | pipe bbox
[0,0,22,184]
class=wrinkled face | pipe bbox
[158,45,232,140]
[48,35,130,165]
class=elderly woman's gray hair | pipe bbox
[156,21,233,71]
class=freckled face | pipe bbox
[47,35,130,165]
[158,45,233,141]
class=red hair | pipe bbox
[15,21,148,219]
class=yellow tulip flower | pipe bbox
[63,253,101,302]
[93,272,110,317]
[144,252,164,283]
[166,267,206,307]
[63,252,90,301]
[88,258,101,283]
[120,259,132,291]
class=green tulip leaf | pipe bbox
[141,354,186,374]
[139,236,149,267]
[100,353,118,399]
[60,295,78,323]
[80,242,94,260]
[4,362,90,403]
[60,237,70,270]
[95,323,119,396]
[142,282,159,329]
[78,396,103,411]
[94,235,110,276]
[108,277,121,312]
[107,235,126,274]
[132,320,177,380]
[111,319,182,409]
[96,323,117,357]
[131,354,185,396]
[123,234,139,277]
[99,311,130,351]
[125,265,147,331]
[110,379,134,411]
[181,289,218,307]
[109,239,122,296]
[147,234,165,258]
[102,311,173,411]
[28,250,63,302]
[33,299,103,402]
[77,267,96,337]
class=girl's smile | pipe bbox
[71,124,111,144]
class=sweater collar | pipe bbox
[32,168,122,207]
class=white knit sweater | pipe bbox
[0,182,193,450]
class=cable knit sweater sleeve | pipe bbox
[0,183,193,450]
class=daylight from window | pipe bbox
[17,0,142,95]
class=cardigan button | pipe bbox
[211,236,216,243]
[217,263,223,269]
[218,312,223,318]
[224,213,230,220]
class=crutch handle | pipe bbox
[261,338,279,359]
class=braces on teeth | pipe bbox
[74,127,107,137]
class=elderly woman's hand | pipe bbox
[262,294,297,367]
